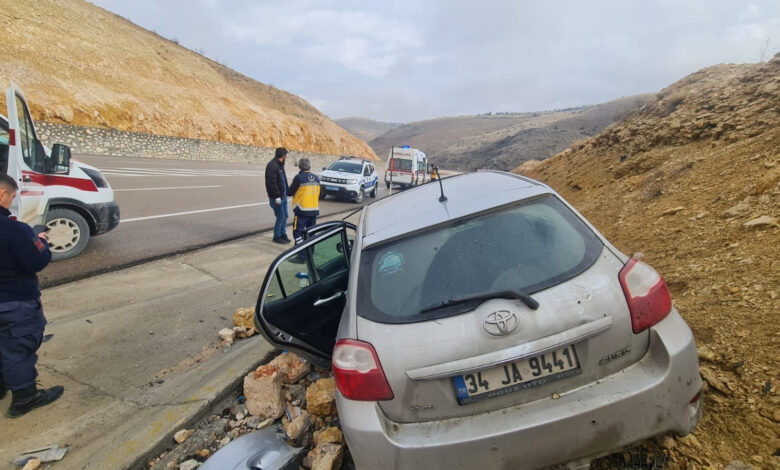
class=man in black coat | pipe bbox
[264,147,290,244]
[0,173,64,418]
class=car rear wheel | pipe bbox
[354,187,365,203]
[370,185,377,198]
[45,208,91,261]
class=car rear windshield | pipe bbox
[328,162,362,174]
[390,158,413,171]
[357,195,604,323]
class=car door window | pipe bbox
[363,165,371,176]
[14,96,43,172]
[258,226,354,365]
[0,122,8,174]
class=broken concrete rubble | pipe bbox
[150,352,342,470]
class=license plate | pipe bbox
[325,185,339,191]
[452,345,581,405]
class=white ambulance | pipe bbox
[384,146,429,188]
[2,82,119,260]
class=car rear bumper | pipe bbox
[337,309,702,470]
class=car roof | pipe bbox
[361,171,552,247]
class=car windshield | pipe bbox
[328,162,362,174]
[357,195,603,323]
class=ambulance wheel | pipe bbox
[370,186,377,198]
[353,187,365,203]
[45,208,91,261]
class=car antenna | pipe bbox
[435,166,447,202]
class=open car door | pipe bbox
[255,221,356,368]
[5,82,70,226]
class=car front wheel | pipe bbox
[354,187,365,203]
[45,208,91,261]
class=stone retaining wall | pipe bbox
[35,122,383,172]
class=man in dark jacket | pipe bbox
[264,147,290,244]
[0,173,64,418]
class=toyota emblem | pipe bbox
[483,310,519,336]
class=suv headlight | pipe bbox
[347,179,357,184]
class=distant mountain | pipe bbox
[335,117,403,143]
[0,0,375,158]
[368,96,649,170]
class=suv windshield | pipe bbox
[328,162,362,174]
[357,195,603,323]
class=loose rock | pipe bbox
[218,327,236,344]
[22,458,41,470]
[306,378,338,416]
[244,364,285,419]
[173,429,193,444]
[313,427,344,447]
[304,442,344,470]
[179,459,200,470]
[270,352,311,383]
[743,215,778,229]
[233,307,255,330]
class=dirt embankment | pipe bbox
[0,0,376,159]
[517,55,780,467]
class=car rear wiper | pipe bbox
[419,290,539,315]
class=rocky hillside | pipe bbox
[0,0,375,159]
[518,55,780,467]
[369,96,647,170]
[335,117,402,143]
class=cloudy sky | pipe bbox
[91,0,779,123]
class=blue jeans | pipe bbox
[271,198,288,238]
[0,299,46,391]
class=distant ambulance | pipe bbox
[1,81,119,260]
[384,146,429,188]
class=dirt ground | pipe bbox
[520,56,780,468]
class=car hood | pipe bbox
[320,170,360,179]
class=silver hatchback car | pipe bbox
[255,171,702,470]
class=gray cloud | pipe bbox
[91,0,780,122]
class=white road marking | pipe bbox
[114,185,222,192]
[121,202,270,223]
[101,167,266,177]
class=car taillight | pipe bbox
[332,339,394,401]
[618,258,672,333]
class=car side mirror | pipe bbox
[322,167,327,171]
[48,143,71,174]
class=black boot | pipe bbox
[6,385,64,418]
[0,377,6,401]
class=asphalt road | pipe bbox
[39,154,392,287]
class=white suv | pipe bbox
[319,157,378,203]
